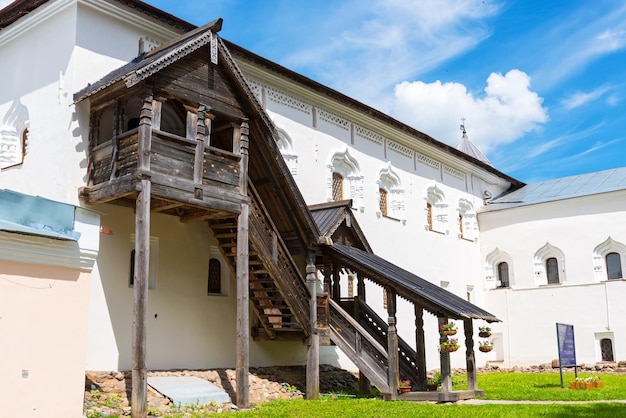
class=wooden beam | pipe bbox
[464,318,477,391]
[414,305,427,391]
[306,250,319,400]
[439,317,452,393]
[131,178,151,418]
[236,119,250,409]
[356,274,370,395]
[387,288,399,400]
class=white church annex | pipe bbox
[1,0,624,416]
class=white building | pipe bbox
[1,0,624,416]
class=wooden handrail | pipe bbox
[328,298,388,357]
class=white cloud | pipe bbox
[282,0,501,109]
[391,70,548,152]
[561,86,611,110]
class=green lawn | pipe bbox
[233,372,626,418]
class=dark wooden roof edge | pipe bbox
[224,39,524,189]
[0,0,196,32]
[73,18,223,103]
[217,38,321,245]
[308,199,353,211]
[325,244,500,323]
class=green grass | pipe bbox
[232,372,626,417]
[237,398,626,417]
[474,372,626,401]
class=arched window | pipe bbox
[332,172,343,201]
[606,252,622,280]
[425,185,447,233]
[546,257,560,284]
[497,262,509,288]
[1,99,30,169]
[327,149,363,209]
[274,127,298,177]
[377,163,404,221]
[593,238,626,281]
[458,199,477,241]
[378,188,388,217]
[485,248,514,289]
[207,258,222,294]
[534,243,565,285]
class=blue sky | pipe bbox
[5,0,624,182]
[141,0,625,183]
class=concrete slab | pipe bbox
[147,376,230,406]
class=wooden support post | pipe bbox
[356,275,370,394]
[131,91,153,418]
[332,264,340,301]
[414,305,427,391]
[306,250,320,400]
[131,178,151,418]
[193,105,209,184]
[236,120,250,408]
[387,289,399,399]
[438,317,452,393]
[464,319,477,391]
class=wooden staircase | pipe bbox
[206,183,310,340]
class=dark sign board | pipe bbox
[556,323,576,367]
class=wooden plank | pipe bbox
[464,318,477,391]
[306,251,320,400]
[131,178,151,418]
[414,305,427,391]
[236,202,250,409]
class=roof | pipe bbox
[74,18,223,103]
[324,244,500,322]
[457,129,491,166]
[483,167,626,211]
[2,0,521,188]
[309,200,372,252]
[0,189,80,240]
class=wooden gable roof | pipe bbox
[73,19,321,255]
[309,200,372,253]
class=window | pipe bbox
[328,148,363,208]
[533,243,565,285]
[600,338,614,362]
[207,258,222,294]
[379,188,388,217]
[425,185,447,233]
[458,199,477,241]
[0,99,30,169]
[606,252,622,280]
[546,257,559,284]
[593,238,626,281]
[497,262,509,288]
[332,172,343,201]
[426,203,433,230]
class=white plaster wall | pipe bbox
[479,191,626,365]
[86,204,307,371]
[0,260,91,418]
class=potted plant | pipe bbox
[479,340,493,352]
[426,372,440,391]
[440,322,457,336]
[478,325,491,338]
[593,376,603,388]
[440,337,460,352]
[398,379,411,393]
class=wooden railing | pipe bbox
[248,182,311,332]
[89,128,240,188]
[343,299,419,385]
[328,299,390,394]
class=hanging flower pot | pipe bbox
[440,337,460,352]
[479,345,493,352]
[478,326,491,338]
[439,323,457,336]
